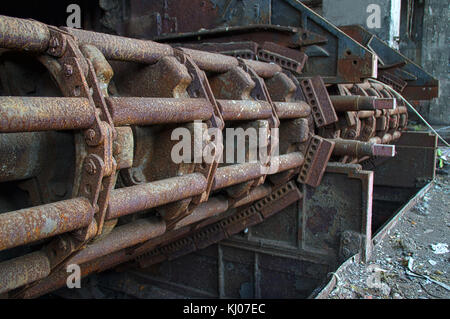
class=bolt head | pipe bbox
[85,129,96,142]
[49,37,59,48]
[133,170,143,182]
[63,64,73,77]
[85,160,96,175]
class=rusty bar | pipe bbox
[72,184,273,263]
[107,97,213,126]
[330,95,396,112]
[213,152,304,191]
[21,248,133,299]
[69,184,271,267]
[357,110,375,119]
[331,139,396,157]
[63,27,174,64]
[174,183,273,230]
[244,59,282,78]
[0,251,50,294]
[274,101,311,119]
[0,97,94,132]
[106,173,207,220]
[181,47,239,73]
[181,47,281,77]
[0,15,50,52]
[230,184,273,208]
[69,217,166,265]
[275,152,305,172]
[212,162,262,191]
[174,196,229,230]
[0,197,93,251]
[218,99,272,121]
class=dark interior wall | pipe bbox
[0,1,101,30]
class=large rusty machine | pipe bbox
[0,1,438,298]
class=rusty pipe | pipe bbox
[212,162,262,191]
[330,139,396,158]
[0,251,50,294]
[73,182,272,266]
[244,59,282,78]
[274,101,311,119]
[69,217,166,265]
[212,152,304,190]
[218,99,273,121]
[0,97,94,133]
[181,47,281,78]
[20,248,134,299]
[230,184,273,208]
[181,47,239,73]
[107,97,213,126]
[106,173,207,220]
[0,197,93,252]
[218,100,311,121]
[330,95,396,112]
[0,15,50,52]
[173,196,229,230]
[62,27,174,64]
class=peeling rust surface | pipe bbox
[0,97,94,132]
[0,15,50,52]
[107,174,207,219]
[0,197,93,251]
[0,251,50,294]
[63,27,174,64]
[108,97,213,125]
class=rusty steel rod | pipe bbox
[212,162,263,191]
[63,27,174,64]
[274,101,311,119]
[0,97,94,132]
[0,251,50,294]
[181,47,282,77]
[330,95,396,112]
[0,15,50,52]
[244,59,283,78]
[181,47,239,72]
[212,152,304,190]
[59,185,271,273]
[173,196,229,230]
[218,100,310,121]
[106,173,207,220]
[330,139,396,157]
[20,248,134,299]
[69,217,166,265]
[218,99,273,121]
[107,97,213,126]
[0,197,93,252]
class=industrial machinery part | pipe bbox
[0,1,437,299]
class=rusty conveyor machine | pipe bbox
[0,1,437,299]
